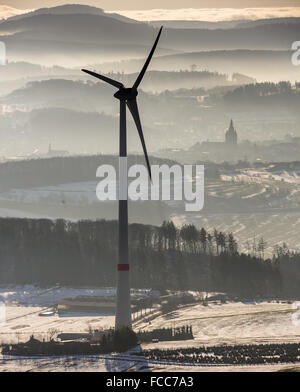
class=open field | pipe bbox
[0,286,299,371]
[138,302,300,347]
[0,286,151,344]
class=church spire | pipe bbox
[225,119,238,145]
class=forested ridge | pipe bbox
[0,218,298,298]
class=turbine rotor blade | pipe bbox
[126,99,152,181]
[82,69,124,89]
[133,26,163,90]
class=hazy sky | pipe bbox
[0,0,299,10]
[116,7,300,21]
[0,1,300,21]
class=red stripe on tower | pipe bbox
[118,264,129,271]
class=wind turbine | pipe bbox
[82,26,163,328]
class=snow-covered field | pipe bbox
[1,352,299,372]
[221,167,300,186]
[0,182,99,205]
[138,301,300,347]
[0,286,299,372]
[0,285,151,344]
[0,348,152,373]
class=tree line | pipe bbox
[0,218,298,298]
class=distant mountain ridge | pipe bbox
[1,4,139,24]
[150,17,300,30]
[235,17,300,28]
[100,49,297,82]
[0,9,169,66]
[150,20,251,30]
[0,4,298,67]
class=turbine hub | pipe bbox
[114,88,138,101]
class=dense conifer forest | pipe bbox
[0,218,298,298]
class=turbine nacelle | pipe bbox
[114,87,138,101]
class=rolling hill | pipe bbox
[0,5,298,66]
[101,49,298,82]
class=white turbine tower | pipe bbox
[82,27,163,328]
